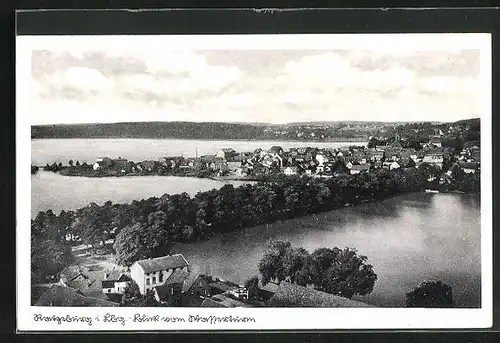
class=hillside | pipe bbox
[31,119,480,141]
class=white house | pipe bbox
[350,164,370,175]
[130,254,189,295]
[389,161,401,170]
[101,271,132,295]
[283,166,298,175]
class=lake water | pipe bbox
[31,138,366,165]
[31,171,253,217]
[30,138,480,308]
[172,192,480,308]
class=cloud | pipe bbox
[28,47,482,124]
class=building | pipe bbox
[152,269,190,305]
[458,162,479,174]
[130,254,189,295]
[216,148,237,160]
[283,166,299,175]
[35,285,118,307]
[93,157,113,170]
[422,149,444,168]
[59,265,100,296]
[350,164,370,175]
[269,146,284,155]
[101,270,132,295]
[266,282,373,308]
[429,136,442,147]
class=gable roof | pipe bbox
[200,298,228,308]
[351,164,370,171]
[261,282,280,294]
[134,254,189,273]
[165,268,189,285]
[267,282,373,308]
[35,285,118,307]
[458,162,479,169]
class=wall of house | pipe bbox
[130,264,145,294]
[114,281,130,294]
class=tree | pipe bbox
[120,281,159,307]
[405,281,454,308]
[258,240,292,285]
[244,276,260,300]
[68,159,74,166]
[113,211,171,266]
[258,241,377,299]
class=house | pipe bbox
[458,162,479,174]
[200,294,251,308]
[366,149,384,162]
[266,282,373,308]
[389,140,402,148]
[429,136,442,147]
[260,282,280,301]
[152,269,190,304]
[130,254,189,295]
[101,270,132,295]
[113,158,128,169]
[384,147,402,161]
[269,146,284,155]
[35,285,118,307]
[59,265,100,296]
[227,155,245,171]
[138,160,157,172]
[383,161,400,170]
[93,157,113,170]
[422,149,444,168]
[216,148,237,160]
[389,161,401,170]
[283,166,299,175]
[463,141,480,150]
[350,164,370,175]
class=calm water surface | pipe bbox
[31,138,366,165]
[31,171,252,217]
[172,193,480,308]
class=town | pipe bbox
[33,252,374,308]
[38,130,480,189]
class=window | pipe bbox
[152,277,156,284]
[146,278,150,286]
[159,273,163,283]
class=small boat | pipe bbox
[425,189,440,193]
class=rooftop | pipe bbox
[267,282,373,308]
[135,254,189,274]
[35,285,118,307]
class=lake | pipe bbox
[172,192,480,308]
[31,138,366,165]
[31,171,253,217]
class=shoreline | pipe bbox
[33,169,480,196]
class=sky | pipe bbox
[24,35,485,125]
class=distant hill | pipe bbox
[31,118,480,141]
[31,122,265,140]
